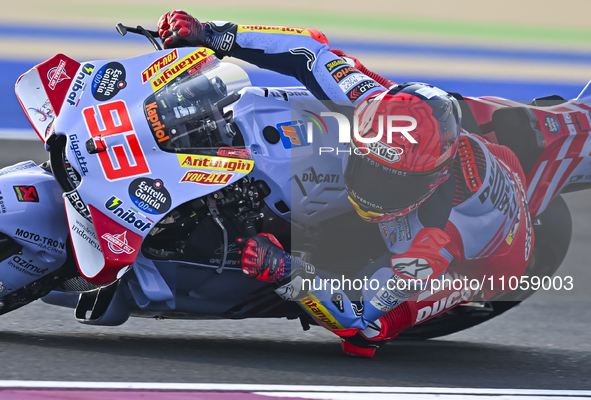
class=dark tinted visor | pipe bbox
[344,149,443,213]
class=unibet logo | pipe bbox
[104,196,152,232]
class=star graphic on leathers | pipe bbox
[393,259,431,278]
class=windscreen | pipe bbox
[143,61,251,155]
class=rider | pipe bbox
[157,11,532,357]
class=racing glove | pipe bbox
[158,10,206,49]
[158,10,238,58]
[239,234,316,300]
[239,233,288,283]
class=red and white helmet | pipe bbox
[345,82,461,222]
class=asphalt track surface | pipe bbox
[0,140,590,390]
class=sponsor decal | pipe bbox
[544,115,560,134]
[416,276,474,323]
[366,141,401,163]
[338,74,367,93]
[505,209,520,245]
[104,196,153,232]
[370,286,401,312]
[0,281,4,293]
[331,293,345,313]
[351,299,363,317]
[331,66,358,83]
[380,223,388,238]
[92,62,127,101]
[458,136,483,192]
[69,134,89,176]
[177,154,254,173]
[325,59,348,73]
[478,160,518,220]
[237,25,311,36]
[187,56,216,75]
[66,191,92,222]
[288,47,316,72]
[269,90,310,98]
[83,100,150,181]
[142,50,178,83]
[47,59,70,90]
[151,48,214,91]
[299,292,344,330]
[296,168,340,186]
[13,186,39,203]
[180,171,233,185]
[217,147,250,159]
[144,100,169,143]
[28,99,54,123]
[64,160,81,188]
[0,162,37,176]
[101,231,136,255]
[128,178,171,215]
[390,233,396,246]
[8,255,48,277]
[276,120,310,148]
[14,228,66,254]
[391,257,433,280]
[66,63,94,106]
[346,80,380,102]
[0,189,6,214]
[569,174,591,183]
[220,32,235,52]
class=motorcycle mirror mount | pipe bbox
[116,23,163,51]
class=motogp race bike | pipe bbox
[0,25,585,340]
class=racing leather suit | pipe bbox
[200,21,532,341]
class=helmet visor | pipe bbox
[344,146,445,213]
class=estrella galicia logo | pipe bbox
[128,178,172,215]
[92,62,127,101]
[105,196,152,232]
[544,115,560,134]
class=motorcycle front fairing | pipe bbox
[48,48,255,284]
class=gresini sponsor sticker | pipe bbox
[237,25,311,36]
[180,171,233,185]
[338,74,368,93]
[142,50,178,83]
[92,62,127,101]
[8,255,48,277]
[151,48,215,92]
[48,59,70,90]
[325,58,348,72]
[128,178,171,215]
[14,228,66,254]
[346,80,380,102]
[102,231,136,255]
[177,154,254,173]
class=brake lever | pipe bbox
[116,23,162,51]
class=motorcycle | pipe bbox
[0,24,584,341]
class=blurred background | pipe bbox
[3,0,591,141]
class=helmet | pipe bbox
[344,82,461,222]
